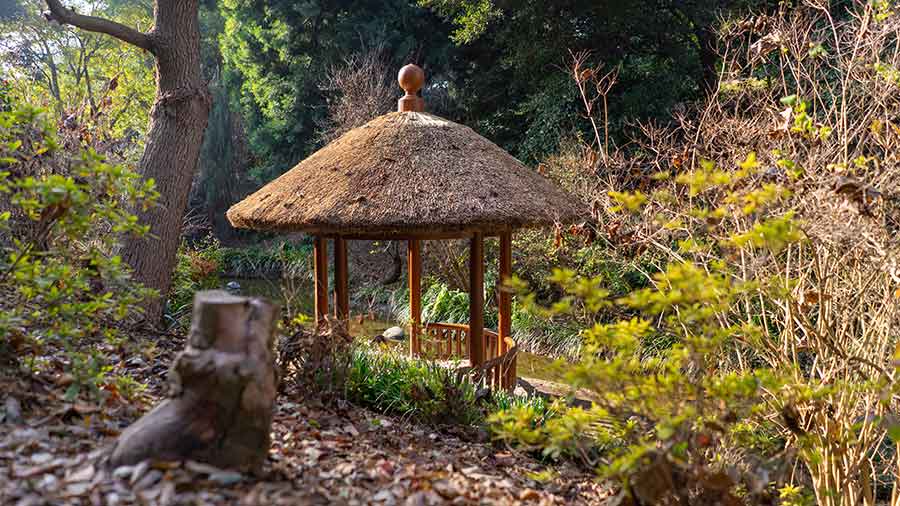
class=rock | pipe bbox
[4,396,22,424]
[382,326,405,341]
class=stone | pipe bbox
[4,397,22,424]
[382,326,405,341]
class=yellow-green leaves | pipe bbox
[512,269,610,319]
[582,318,652,356]
[785,99,832,141]
[619,262,737,315]
[725,183,792,215]
[0,99,157,398]
[676,159,734,196]
[608,190,647,213]
[728,213,805,253]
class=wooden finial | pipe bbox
[398,64,425,112]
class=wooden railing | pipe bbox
[420,322,469,360]
[419,322,517,390]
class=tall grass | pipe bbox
[345,343,552,427]
[510,303,583,360]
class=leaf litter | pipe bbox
[0,339,607,506]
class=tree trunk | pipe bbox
[121,0,209,322]
[45,0,211,324]
[110,290,279,473]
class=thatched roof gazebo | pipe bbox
[227,64,587,390]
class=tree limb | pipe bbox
[43,0,155,54]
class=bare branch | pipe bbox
[43,0,154,53]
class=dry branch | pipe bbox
[43,0,155,53]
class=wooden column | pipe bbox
[333,238,349,321]
[499,232,515,388]
[469,233,485,366]
[408,239,422,356]
[313,236,329,325]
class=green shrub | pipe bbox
[0,100,157,400]
[346,344,485,425]
[390,279,499,328]
[219,240,312,279]
[167,236,225,323]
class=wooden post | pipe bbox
[333,237,349,321]
[469,233,485,367]
[499,232,515,389]
[313,236,329,325]
[408,239,422,356]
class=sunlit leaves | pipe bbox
[607,190,647,213]
[676,159,733,196]
[0,99,157,397]
[728,213,805,253]
[725,183,792,215]
[417,0,500,44]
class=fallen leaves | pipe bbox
[0,358,606,506]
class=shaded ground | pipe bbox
[515,378,600,410]
[0,335,607,506]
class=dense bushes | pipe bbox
[490,1,900,504]
[0,99,156,399]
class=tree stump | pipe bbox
[110,290,279,473]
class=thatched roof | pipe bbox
[227,111,588,238]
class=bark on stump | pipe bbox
[110,290,279,473]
